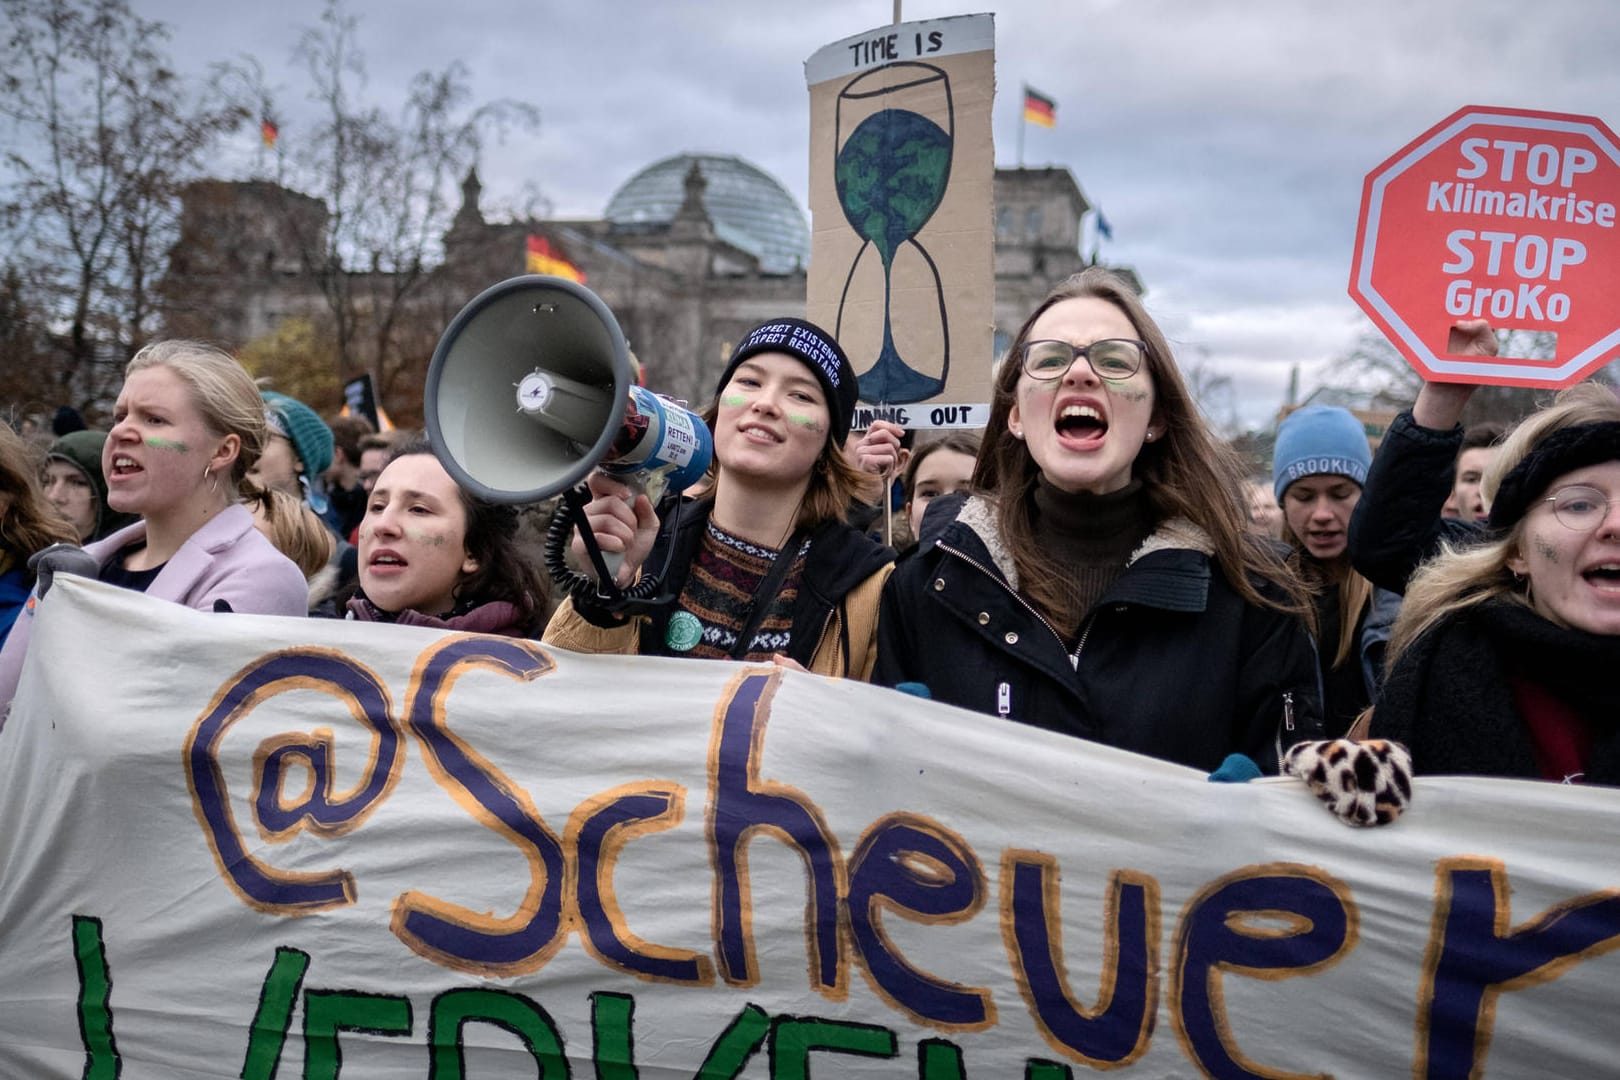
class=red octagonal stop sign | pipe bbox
[1350,105,1620,387]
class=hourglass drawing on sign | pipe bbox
[834,62,954,404]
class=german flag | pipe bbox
[1022,87,1056,129]
[526,234,586,284]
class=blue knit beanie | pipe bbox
[261,391,334,478]
[1272,405,1372,501]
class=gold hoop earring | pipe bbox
[203,467,219,495]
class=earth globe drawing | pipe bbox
[834,62,954,404]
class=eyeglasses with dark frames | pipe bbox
[1019,338,1147,381]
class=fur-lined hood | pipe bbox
[953,494,1213,592]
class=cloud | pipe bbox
[107,0,1620,428]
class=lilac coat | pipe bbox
[0,504,308,710]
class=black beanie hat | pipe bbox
[715,318,859,444]
[1487,421,1620,530]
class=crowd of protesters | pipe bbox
[4,270,1618,822]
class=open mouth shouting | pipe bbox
[1582,561,1620,591]
[1054,399,1108,449]
[108,454,143,480]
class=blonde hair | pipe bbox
[247,487,335,580]
[977,268,1310,630]
[1387,381,1620,663]
[1478,382,1620,516]
[125,341,268,494]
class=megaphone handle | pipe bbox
[560,485,626,598]
[597,471,655,584]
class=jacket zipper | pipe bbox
[1073,610,1100,667]
[935,541,1085,669]
[1270,689,1299,774]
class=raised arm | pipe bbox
[1347,321,1497,594]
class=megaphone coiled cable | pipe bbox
[544,484,685,613]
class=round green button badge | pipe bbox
[666,611,703,652]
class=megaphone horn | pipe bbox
[424,275,713,605]
[424,275,631,505]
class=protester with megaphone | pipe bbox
[543,318,895,677]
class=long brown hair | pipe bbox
[976,268,1309,630]
[1281,520,1374,670]
[0,424,77,561]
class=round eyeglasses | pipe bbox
[1020,338,1147,381]
[1544,485,1619,531]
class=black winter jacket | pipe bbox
[1348,410,1486,595]
[874,497,1325,773]
[1370,598,1620,784]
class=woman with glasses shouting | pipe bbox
[874,268,1324,773]
[1367,383,1620,784]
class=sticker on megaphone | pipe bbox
[597,385,712,503]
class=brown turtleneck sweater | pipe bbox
[1030,476,1158,638]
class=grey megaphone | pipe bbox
[424,275,632,505]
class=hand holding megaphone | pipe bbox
[572,472,661,588]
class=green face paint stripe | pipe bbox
[144,437,190,451]
[403,530,447,546]
[786,414,824,431]
[720,394,747,407]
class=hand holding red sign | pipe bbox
[1350,106,1620,388]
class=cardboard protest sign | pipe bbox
[805,15,995,430]
[4,578,1620,1077]
[1351,105,1620,387]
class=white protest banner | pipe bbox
[3,578,1620,1078]
[805,15,995,431]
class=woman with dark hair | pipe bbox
[1367,383,1620,784]
[544,318,894,677]
[0,424,78,647]
[875,268,1323,772]
[346,437,547,636]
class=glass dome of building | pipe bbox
[604,153,809,275]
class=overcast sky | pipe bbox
[136,0,1618,428]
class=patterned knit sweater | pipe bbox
[665,520,810,660]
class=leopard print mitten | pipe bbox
[1282,739,1413,827]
